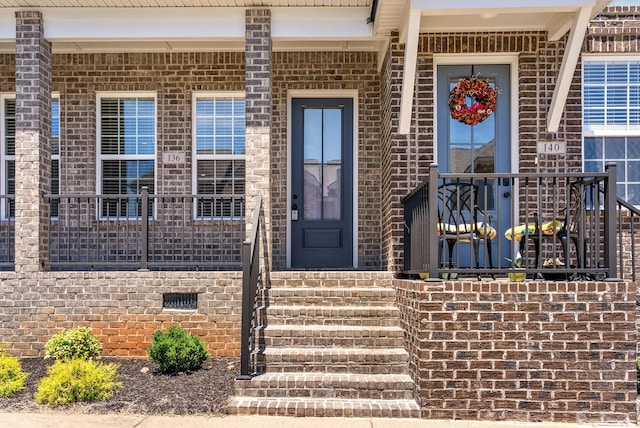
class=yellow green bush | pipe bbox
[44,327,103,361]
[35,358,122,407]
[0,345,28,398]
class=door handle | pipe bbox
[292,204,299,221]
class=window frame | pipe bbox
[582,56,640,206]
[191,92,246,221]
[51,94,60,219]
[0,94,15,220]
[0,94,61,220]
[96,92,157,220]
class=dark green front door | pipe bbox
[291,98,353,268]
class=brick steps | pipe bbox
[268,287,397,306]
[267,305,400,327]
[267,305,400,326]
[263,325,405,348]
[234,373,416,399]
[228,397,421,418]
[229,272,419,418]
[262,347,410,374]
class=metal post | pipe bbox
[140,186,148,271]
[428,163,439,279]
[604,163,617,279]
[237,240,252,380]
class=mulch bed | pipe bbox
[0,357,239,415]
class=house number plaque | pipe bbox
[162,152,186,164]
[537,141,566,155]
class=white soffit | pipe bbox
[0,6,377,53]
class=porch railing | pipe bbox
[0,194,14,269]
[45,188,244,271]
[238,195,265,379]
[402,163,634,281]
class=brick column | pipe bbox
[14,11,51,272]
[245,9,272,269]
[380,32,408,272]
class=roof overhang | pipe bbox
[394,0,611,134]
[0,7,385,54]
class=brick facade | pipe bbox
[0,6,638,425]
[0,271,242,358]
[395,278,637,424]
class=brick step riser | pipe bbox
[263,364,409,374]
[266,317,400,327]
[234,387,415,400]
[268,289,396,303]
[228,399,421,418]
[263,337,405,348]
[268,276,394,289]
[266,298,396,307]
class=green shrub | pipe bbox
[147,325,210,374]
[34,358,121,407]
[0,345,28,398]
[44,327,103,361]
[636,356,640,393]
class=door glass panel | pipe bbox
[303,106,343,220]
[304,164,322,219]
[323,109,342,162]
[323,163,341,219]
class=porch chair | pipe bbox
[504,179,589,280]
[556,179,592,279]
[437,181,497,280]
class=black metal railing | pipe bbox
[45,188,244,271]
[402,163,634,281]
[0,194,14,269]
[614,192,640,282]
[238,195,265,379]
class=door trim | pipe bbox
[433,54,520,213]
[286,90,359,269]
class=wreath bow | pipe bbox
[448,76,497,126]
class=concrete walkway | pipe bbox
[1,413,635,428]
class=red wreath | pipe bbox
[448,76,497,125]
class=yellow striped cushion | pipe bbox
[437,222,497,240]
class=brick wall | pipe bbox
[0,271,242,358]
[394,278,637,424]
[271,51,382,269]
[588,5,640,52]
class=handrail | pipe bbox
[606,184,640,282]
[237,195,263,379]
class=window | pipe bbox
[193,94,245,219]
[97,94,156,218]
[0,96,60,219]
[1,96,15,219]
[51,98,60,217]
[583,58,640,205]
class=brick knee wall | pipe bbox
[394,278,637,424]
[0,271,242,358]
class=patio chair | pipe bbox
[437,181,496,280]
[556,179,591,279]
[504,180,589,280]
